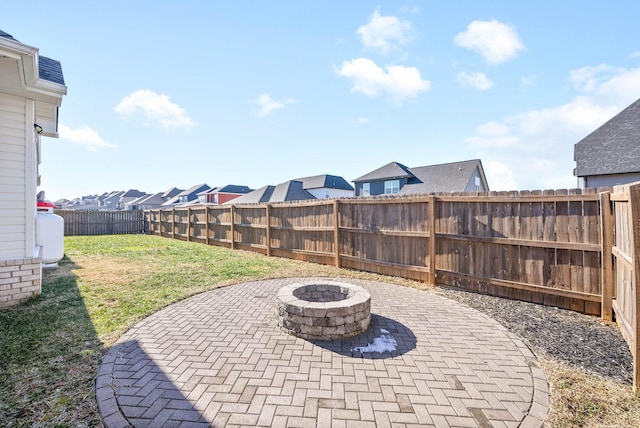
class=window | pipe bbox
[475,176,481,191]
[362,183,370,196]
[384,180,399,194]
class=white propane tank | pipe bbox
[36,206,64,267]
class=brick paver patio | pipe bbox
[96,278,548,427]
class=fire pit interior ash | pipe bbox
[276,280,371,341]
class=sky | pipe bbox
[4,1,640,201]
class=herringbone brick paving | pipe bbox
[96,278,548,427]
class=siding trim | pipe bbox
[26,99,36,257]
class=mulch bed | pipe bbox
[434,286,633,384]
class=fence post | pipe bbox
[600,191,614,321]
[187,207,192,242]
[428,196,437,285]
[334,199,341,268]
[266,204,272,257]
[628,183,640,393]
[171,208,176,238]
[230,205,236,250]
[206,206,211,246]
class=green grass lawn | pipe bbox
[0,234,638,427]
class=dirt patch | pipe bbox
[70,256,150,286]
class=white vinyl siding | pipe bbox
[0,93,28,259]
[306,188,354,199]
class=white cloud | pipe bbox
[484,160,517,191]
[454,19,525,64]
[463,65,640,191]
[336,58,431,105]
[457,71,493,90]
[253,93,296,117]
[115,89,194,130]
[356,117,371,125]
[357,8,414,54]
[593,67,640,104]
[568,64,617,92]
[629,51,640,59]
[58,124,116,152]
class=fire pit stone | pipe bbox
[276,280,371,341]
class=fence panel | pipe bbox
[610,182,640,390]
[207,206,233,246]
[56,210,145,236]
[269,201,336,264]
[233,205,268,253]
[434,190,602,314]
[338,198,431,281]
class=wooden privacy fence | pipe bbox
[607,182,640,391]
[55,210,145,236]
[145,187,640,390]
[145,189,605,315]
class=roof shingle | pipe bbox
[574,98,640,177]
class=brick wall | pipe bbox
[0,258,42,308]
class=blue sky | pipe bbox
[5,1,640,201]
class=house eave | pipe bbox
[0,35,67,102]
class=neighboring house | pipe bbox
[294,174,354,199]
[118,189,147,209]
[64,195,100,210]
[124,192,165,210]
[0,30,66,307]
[162,184,210,207]
[227,180,316,204]
[160,187,183,203]
[574,98,640,188]
[197,185,253,205]
[101,191,125,209]
[353,159,489,197]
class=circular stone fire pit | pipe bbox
[276,280,371,341]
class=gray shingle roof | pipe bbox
[177,184,210,197]
[226,185,276,204]
[122,189,146,198]
[399,159,484,194]
[226,181,316,204]
[270,181,316,202]
[200,185,253,195]
[161,187,183,199]
[294,174,354,191]
[353,162,414,182]
[126,193,161,206]
[574,98,640,177]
